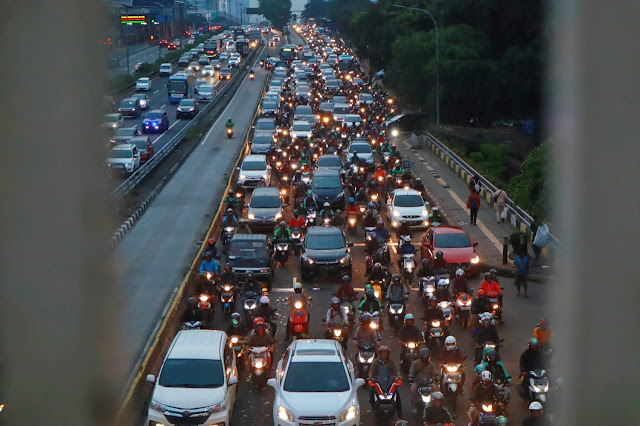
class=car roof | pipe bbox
[313,168,341,177]
[393,189,422,197]
[289,339,342,363]
[306,225,343,236]
[231,233,268,242]
[244,154,267,161]
[111,143,134,151]
[293,120,310,125]
[318,154,342,163]
[257,118,275,123]
[167,330,225,360]
[252,186,279,197]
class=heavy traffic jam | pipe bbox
[144,24,555,426]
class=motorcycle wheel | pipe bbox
[461,311,469,328]
[445,387,457,411]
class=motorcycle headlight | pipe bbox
[446,365,458,373]
[206,273,212,280]
[359,354,374,363]
[247,213,255,220]
[277,405,294,422]
[407,342,416,349]
[275,212,283,219]
[482,403,493,412]
[231,336,239,344]
[431,321,441,327]
[340,405,357,421]
[333,328,342,337]
[255,361,264,369]
[199,295,209,302]
[421,394,431,403]
[471,255,480,264]
[294,301,303,309]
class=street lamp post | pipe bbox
[154,2,166,60]
[121,3,133,75]
[393,4,439,129]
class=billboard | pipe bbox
[245,7,260,14]
[121,15,147,24]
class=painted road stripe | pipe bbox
[150,120,181,145]
[153,90,159,94]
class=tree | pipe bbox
[259,0,291,30]
[508,138,552,218]
[302,0,328,19]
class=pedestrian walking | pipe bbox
[493,188,508,223]
[513,250,530,298]
[467,192,481,225]
[530,215,542,260]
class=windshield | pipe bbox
[158,359,224,388]
[436,233,472,248]
[253,135,273,145]
[251,195,281,208]
[116,128,136,136]
[256,121,276,130]
[283,362,350,392]
[229,241,266,259]
[306,232,345,250]
[263,102,277,110]
[318,156,342,167]
[242,160,266,171]
[313,175,341,190]
[138,78,149,83]
[168,80,186,93]
[105,115,118,123]
[120,100,135,107]
[296,106,312,114]
[350,144,372,154]
[146,112,164,120]
[293,123,310,132]
[179,100,195,107]
[108,149,132,159]
[199,86,214,94]
[346,116,360,123]
[334,106,349,114]
[395,194,424,207]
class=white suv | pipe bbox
[228,54,241,68]
[387,188,430,229]
[106,143,140,174]
[146,330,238,426]
[268,339,364,426]
[236,154,270,188]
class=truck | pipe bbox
[247,29,262,45]
[236,40,249,57]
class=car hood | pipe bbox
[313,187,343,200]
[251,144,273,154]
[152,385,226,410]
[304,247,348,261]
[229,256,269,268]
[248,206,281,218]
[240,169,268,178]
[439,246,475,263]
[393,206,426,216]
[280,391,352,416]
[114,136,133,143]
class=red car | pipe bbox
[421,225,480,275]
[158,39,168,47]
[129,136,154,163]
[167,42,177,50]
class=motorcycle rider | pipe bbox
[451,268,471,295]
[522,401,549,426]
[480,272,504,322]
[302,189,318,212]
[335,275,358,302]
[413,177,426,197]
[375,220,390,242]
[469,370,501,424]
[519,338,549,399]
[396,237,416,275]
[325,297,348,344]
[423,295,445,325]
[241,271,262,317]
[219,263,237,286]
[220,209,239,238]
[386,274,408,304]
[253,295,278,336]
[482,350,511,402]
[225,117,235,129]
[409,348,440,411]
[367,262,387,282]
[441,336,466,390]
[345,197,360,217]
[199,253,220,279]
[181,296,204,323]
[533,318,553,349]
[391,160,404,178]
[236,218,252,234]
[430,251,448,275]
[359,286,383,314]
[319,202,335,221]
[291,169,303,185]
[471,289,492,316]
[273,221,292,241]
[363,205,378,228]
[372,163,387,183]
[226,312,250,338]
[474,314,500,362]
[428,206,443,224]
[396,221,411,241]
[368,345,403,417]
[355,187,369,204]
[423,392,454,425]
[397,314,421,362]
[202,238,219,259]
[333,209,345,227]
[225,189,241,213]
[246,317,275,370]
[288,209,306,228]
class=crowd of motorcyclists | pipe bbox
[177,25,558,426]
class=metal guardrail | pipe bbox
[425,132,561,251]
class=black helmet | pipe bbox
[293,209,300,216]
[415,178,422,184]
[224,263,232,273]
[486,350,498,363]
[435,251,444,258]
[392,274,401,283]
[187,296,197,307]
[419,348,431,361]
[228,189,234,195]
[246,271,254,280]
[421,258,429,265]
[231,312,241,325]
[484,272,492,280]
[360,313,371,324]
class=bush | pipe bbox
[469,152,485,162]
[509,138,552,219]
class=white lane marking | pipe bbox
[160,104,166,109]
[153,90,159,94]
[403,141,412,149]
[151,120,181,145]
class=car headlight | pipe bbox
[149,399,167,412]
[239,174,246,180]
[205,403,227,414]
[422,209,429,217]
[262,174,268,180]
[275,212,283,220]
[340,405,357,421]
[471,255,480,264]
[339,254,351,264]
[247,213,255,220]
[302,255,314,264]
[277,405,294,422]
[393,210,401,217]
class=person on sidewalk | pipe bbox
[530,215,542,261]
[467,191,481,225]
[513,250,530,297]
[494,188,508,223]
[469,174,481,194]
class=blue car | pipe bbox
[142,110,169,133]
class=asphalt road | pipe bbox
[107,37,187,76]
[114,36,283,387]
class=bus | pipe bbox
[280,44,297,62]
[167,73,194,104]
[204,40,218,58]
[233,26,245,40]
[337,55,354,72]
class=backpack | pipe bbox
[470,196,478,209]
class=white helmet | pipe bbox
[529,401,543,411]
[456,268,465,276]
[480,370,492,382]
[260,295,270,304]
[445,336,457,350]
[293,281,302,290]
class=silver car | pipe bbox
[247,187,283,230]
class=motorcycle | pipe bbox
[387,299,405,335]
[401,253,415,286]
[288,296,310,340]
[324,321,347,349]
[474,401,499,425]
[495,379,511,408]
[487,290,503,324]
[181,320,203,331]
[347,212,358,234]
[249,346,271,388]
[243,291,259,320]
[400,340,420,374]
[249,72,255,80]
[197,291,214,324]
[364,226,376,242]
[441,362,464,411]
[427,318,444,354]
[229,335,246,371]
[526,368,550,405]
[273,238,290,267]
[370,280,385,305]
[259,59,264,68]
[305,208,317,227]
[414,378,436,422]
[369,376,402,424]
[278,184,289,206]
[420,277,436,303]
[356,341,377,378]
[222,225,235,252]
[338,296,357,325]
[435,275,451,302]
[437,300,453,336]
[218,283,235,321]
[290,227,303,255]
[455,291,473,328]
[475,340,502,365]
[226,126,233,139]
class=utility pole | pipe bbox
[121,3,133,75]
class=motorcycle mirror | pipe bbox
[348,242,354,247]
[228,376,238,385]
[236,167,240,171]
[356,378,366,389]
[146,374,156,384]
[472,241,479,247]
[266,378,277,388]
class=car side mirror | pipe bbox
[228,376,238,385]
[267,378,277,388]
[236,167,241,171]
[472,241,478,247]
[356,378,365,389]
[252,126,256,129]
[146,374,156,383]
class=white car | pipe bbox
[135,77,151,91]
[159,63,172,76]
[343,114,362,128]
[190,61,200,72]
[268,340,363,426]
[197,84,215,102]
[219,52,229,62]
[106,144,140,174]
[387,188,430,228]
[202,65,215,76]
[236,154,270,188]
[146,330,238,426]
[290,120,312,140]
[228,55,241,67]
[347,140,374,169]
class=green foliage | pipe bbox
[259,0,291,30]
[509,231,530,253]
[509,138,552,218]
[469,152,485,162]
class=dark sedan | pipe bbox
[300,226,353,282]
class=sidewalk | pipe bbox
[397,134,555,282]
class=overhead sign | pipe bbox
[245,7,260,14]
[121,15,146,24]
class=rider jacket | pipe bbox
[346,204,360,215]
[409,359,439,383]
[474,326,500,345]
[424,307,444,323]
[480,280,502,295]
[219,272,236,285]
[423,406,453,424]
[335,284,357,301]
[386,284,407,302]
[247,331,275,348]
[358,296,381,313]
[241,280,262,295]
[289,216,306,228]
[181,308,204,323]
[397,325,421,343]
[452,277,470,294]
[369,357,399,380]
[222,216,239,227]
[441,347,465,364]
[273,226,291,240]
[325,307,348,326]
[354,325,378,344]
[483,361,511,383]
[367,268,387,282]
[226,322,249,337]
[253,305,277,322]
[520,349,548,373]
[471,298,492,315]
[470,383,498,403]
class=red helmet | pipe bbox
[376,164,383,170]
[207,238,215,245]
[253,317,265,327]
[477,289,486,297]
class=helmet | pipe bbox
[231,312,241,325]
[260,296,270,305]
[228,189,234,195]
[324,202,330,207]
[253,317,265,327]
[419,348,431,361]
[280,220,286,226]
[348,197,355,203]
[342,275,351,283]
[378,345,390,354]
[475,364,486,374]
[228,117,232,121]
[404,313,414,322]
[529,401,543,411]
[360,313,371,324]
[331,297,340,305]
[497,416,508,424]
[296,169,302,175]
[486,350,498,363]
[367,202,374,208]
[456,268,465,276]
[376,164,382,170]
[415,178,421,184]
[429,295,437,302]
[365,287,374,297]
[246,271,254,280]
[392,274,401,283]
[336,209,342,214]
[480,370,492,383]
[207,238,215,245]
[490,268,498,275]
[484,272,492,280]
[435,251,443,258]
[431,206,438,212]
[365,284,373,291]
[187,296,197,306]
[293,281,302,291]
[539,317,549,328]
[477,289,486,297]
[529,337,540,347]
[226,208,234,215]
[377,220,384,227]
[293,209,300,216]
[445,336,457,350]
[432,392,444,401]
[224,263,232,272]
[373,262,382,270]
